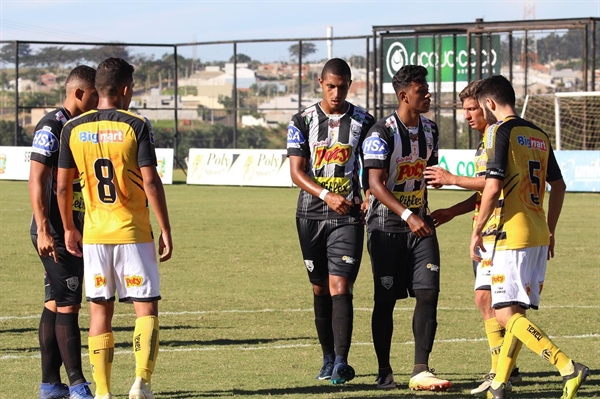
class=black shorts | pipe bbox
[31,234,84,307]
[296,217,364,284]
[368,221,440,301]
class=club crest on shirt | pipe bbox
[380,276,393,290]
[304,260,315,272]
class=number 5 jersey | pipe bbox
[58,109,157,244]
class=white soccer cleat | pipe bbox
[408,369,452,391]
[129,377,154,399]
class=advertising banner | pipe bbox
[186,148,293,187]
[0,146,174,185]
[383,35,501,93]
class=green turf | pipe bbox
[0,177,598,398]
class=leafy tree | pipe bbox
[0,43,33,65]
[0,120,28,146]
[288,42,317,62]
[229,53,252,63]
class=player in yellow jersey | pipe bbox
[471,75,589,399]
[57,58,172,399]
[425,80,522,395]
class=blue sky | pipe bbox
[1,0,599,62]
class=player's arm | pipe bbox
[289,155,351,215]
[431,193,477,227]
[368,167,431,237]
[546,148,566,260]
[56,166,82,257]
[29,160,58,262]
[424,166,485,191]
[141,166,172,262]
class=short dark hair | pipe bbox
[96,58,135,97]
[321,58,351,79]
[475,75,515,107]
[459,79,482,103]
[392,65,428,94]
[65,65,96,88]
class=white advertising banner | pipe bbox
[0,146,174,185]
[187,148,293,187]
[0,146,32,181]
[435,149,480,189]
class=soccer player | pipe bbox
[362,65,451,391]
[287,58,375,385]
[471,75,589,399]
[57,58,173,399]
[28,65,98,399]
[424,80,523,395]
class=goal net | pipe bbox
[520,92,600,150]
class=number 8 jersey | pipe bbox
[58,109,157,244]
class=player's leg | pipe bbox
[407,227,452,392]
[115,242,161,399]
[296,218,334,380]
[84,244,117,399]
[326,219,364,384]
[368,231,405,389]
[488,247,589,398]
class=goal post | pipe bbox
[520,91,600,150]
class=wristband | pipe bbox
[318,189,330,200]
[401,208,413,221]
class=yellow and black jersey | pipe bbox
[485,115,562,250]
[58,108,157,244]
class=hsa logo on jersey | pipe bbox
[362,134,388,160]
[313,143,352,169]
[32,127,59,156]
[125,275,143,288]
[394,159,426,184]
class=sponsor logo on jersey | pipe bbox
[304,260,315,272]
[314,176,351,194]
[491,274,505,285]
[342,255,356,265]
[66,277,79,292]
[362,134,389,160]
[287,124,305,149]
[94,275,107,288]
[393,190,424,209]
[32,127,59,156]
[481,258,493,268]
[313,143,352,169]
[79,130,124,144]
[527,324,543,341]
[380,276,394,290]
[73,191,85,212]
[485,126,495,148]
[125,275,143,288]
[394,159,426,184]
[517,135,548,151]
[426,263,440,272]
[55,110,68,124]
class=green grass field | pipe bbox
[1,174,598,399]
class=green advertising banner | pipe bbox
[383,35,501,93]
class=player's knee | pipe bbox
[57,304,81,313]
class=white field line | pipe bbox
[1,305,599,321]
[1,333,598,361]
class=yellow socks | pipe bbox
[484,317,505,373]
[134,315,160,383]
[88,332,114,396]
[491,329,522,389]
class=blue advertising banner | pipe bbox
[554,151,600,193]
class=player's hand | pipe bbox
[430,208,454,227]
[406,213,432,237]
[548,233,555,260]
[158,230,173,262]
[324,192,352,215]
[37,231,59,263]
[424,166,454,187]
[64,228,83,258]
[470,231,485,262]
[359,196,369,224]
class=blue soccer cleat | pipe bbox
[39,383,70,399]
[330,362,355,385]
[68,382,94,399]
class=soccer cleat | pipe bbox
[561,362,590,399]
[129,376,155,399]
[68,382,94,399]
[315,361,334,380]
[375,372,396,389]
[509,367,523,384]
[409,369,452,391]
[471,373,495,395]
[486,383,506,399]
[330,362,355,385]
[39,383,70,399]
